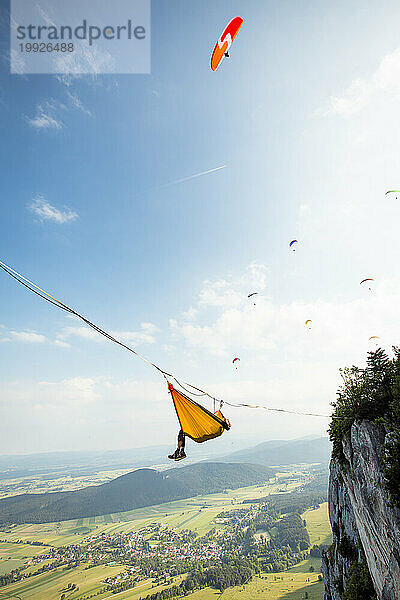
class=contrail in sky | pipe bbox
[158,165,226,189]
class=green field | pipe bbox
[0,478,304,547]
[182,572,323,600]
[0,475,330,600]
[302,503,332,546]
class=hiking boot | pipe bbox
[168,449,179,460]
[175,449,186,461]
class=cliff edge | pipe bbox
[322,419,400,600]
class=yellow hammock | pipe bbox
[168,383,230,443]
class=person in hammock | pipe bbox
[168,412,231,461]
[167,382,231,461]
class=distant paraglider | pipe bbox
[360,278,374,291]
[369,336,380,342]
[211,16,243,71]
[248,292,258,306]
[385,190,400,198]
[289,240,298,252]
[232,357,240,370]
[305,319,312,329]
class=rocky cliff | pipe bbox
[322,420,400,600]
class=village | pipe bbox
[0,486,327,600]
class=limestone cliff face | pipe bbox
[322,420,400,600]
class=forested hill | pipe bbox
[0,462,274,525]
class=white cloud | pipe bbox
[65,90,92,116]
[317,46,400,117]
[324,78,371,117]
[28,195,78,224]
[9,49,26,75]
[299,203,311,217]
[198,263,268,311]
[170,266,400,364]
[54,43,115,75]
[9,330,46,343]
[373,47,400,93]
[59,326,101,343]
[182,307,198,321]
[54,340,71,349]
[112,327,157,346]
[26,83,92,133]
[26,100,63,130]
[0,375,179,453]
[0,327,73,347]
[39,377,98,404]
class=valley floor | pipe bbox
[0,469,331,600]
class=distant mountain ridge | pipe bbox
[0,436,331,481]
[220,436,331,466]
[0,462,274,525]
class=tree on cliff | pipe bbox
[342,560,376,600]
[329,347,400,506]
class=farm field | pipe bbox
[0,474,330,600]
[0,471,307,547]
[179,572,323,600]
[0,468,134,500]
[0,563,187,600]
[302,503,332,546]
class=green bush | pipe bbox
[342,559,376,600]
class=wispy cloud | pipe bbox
[197,263,268,311]
[54,43,115,76]
[54,340,71,349]
[28,195,78,224]
[26,82,92,132]
[316,47,400,117]
[10,330,46,343]
[170,267,400,366]
[65,90,92,116]
[158,165,226,189]
[26,100,63,130]
[0,329,46,344]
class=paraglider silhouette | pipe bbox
[248,292,258,305]
[385,190,400,199]
[232,357,240,370]
[211,17,243,71]
[360,278,374,291]
[289,239,298,252]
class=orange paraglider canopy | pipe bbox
[168,383,230,443]
[211,16,243,71]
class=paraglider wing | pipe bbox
[360,278,374,290]
[369,336,380,340]
[232,357,240,363]
[247,292,258,298]
[305,319,312,328]
[289,239,298,247]
[385,190,400,195]
[211,16,243,71]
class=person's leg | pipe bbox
[177,430,186,459]
[168,429,186,460]
[177,429,185,449]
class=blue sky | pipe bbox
[2,0,400,454]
